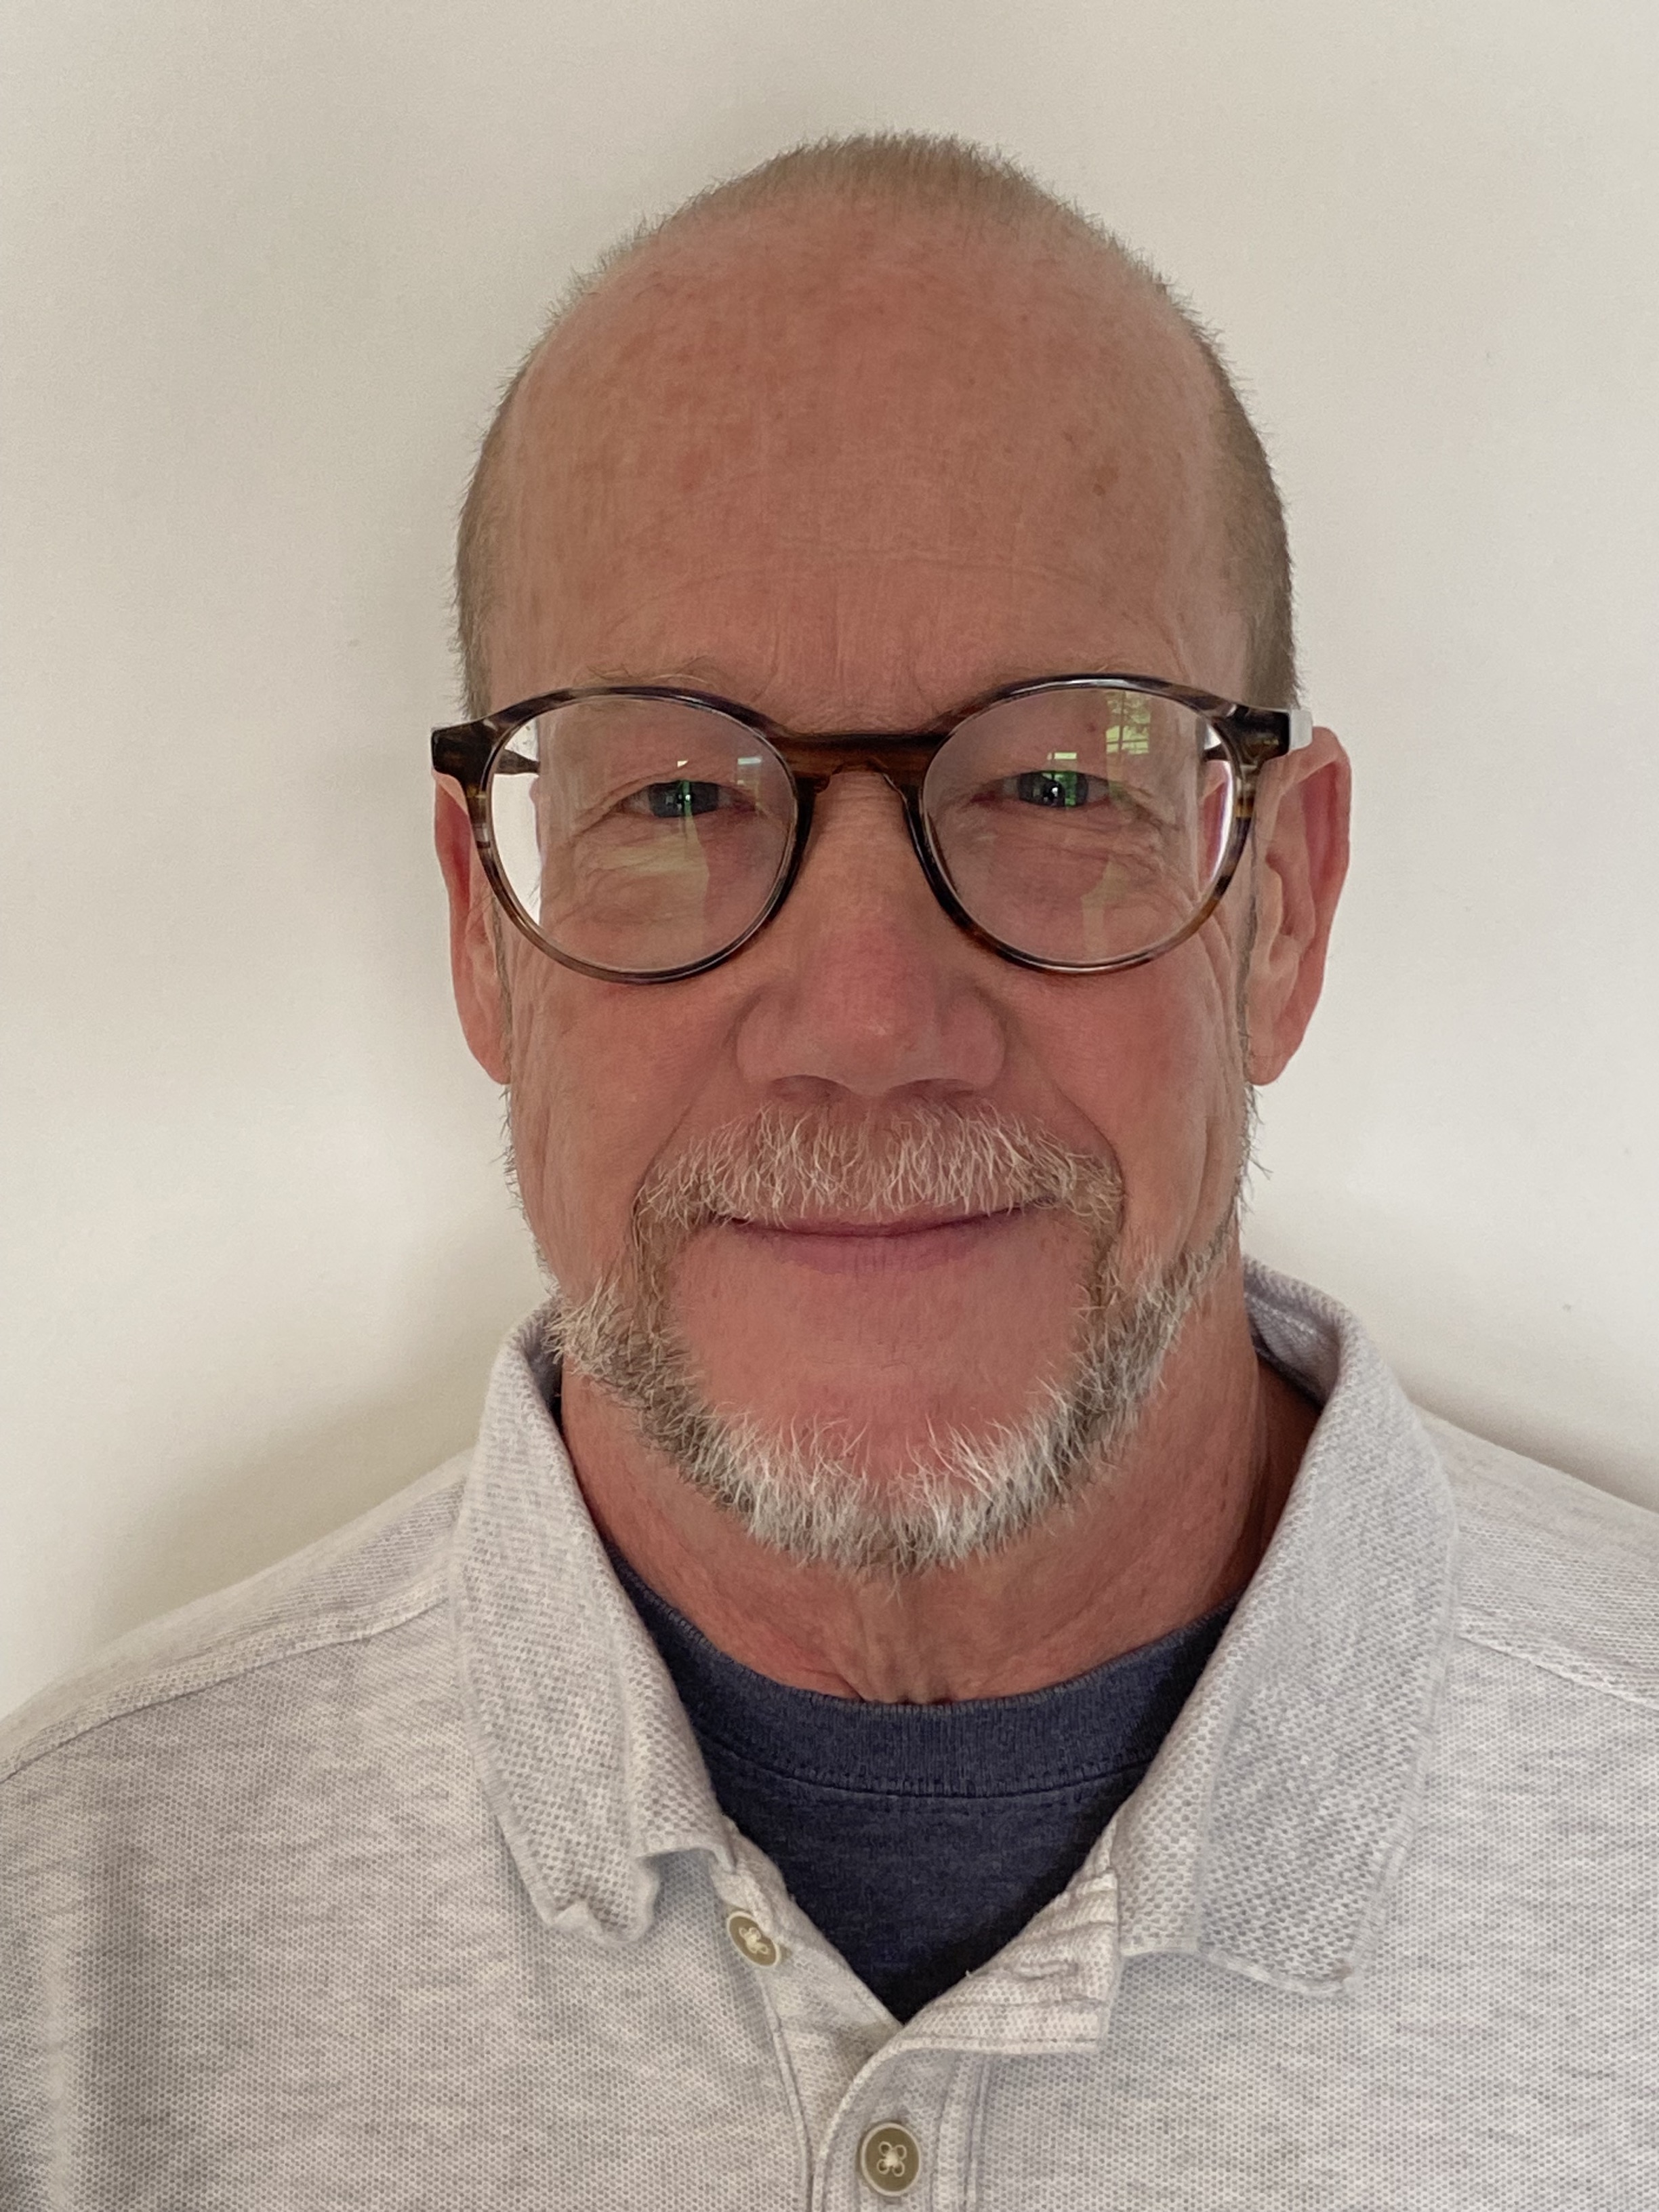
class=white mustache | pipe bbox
[628,1103,1126,1251]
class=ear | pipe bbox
[1241,726,1351,1083]
[434,778,512,1084]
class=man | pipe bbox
[3,134,1654,2208]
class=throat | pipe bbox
[609,1542,1235,2019]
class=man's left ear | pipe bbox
[1242,727,1351,1083]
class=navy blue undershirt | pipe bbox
[611,1549,1233,2020]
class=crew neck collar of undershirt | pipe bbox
[606,1542,1237,1800]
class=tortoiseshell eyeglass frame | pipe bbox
[431,672,1314,985]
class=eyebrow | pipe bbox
[519,657,1164,729]
[553,654,744,694]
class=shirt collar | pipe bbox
[451,1262,1456,1984]
[450,1326,732,1942]
[1110,1261,1458,1990]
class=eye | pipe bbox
[628,779,731,820]
[1005,769,1114,809]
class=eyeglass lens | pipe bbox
[485,686,1237,976]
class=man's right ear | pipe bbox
[433,779,512,1084]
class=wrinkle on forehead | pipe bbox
[486,201,1237,713]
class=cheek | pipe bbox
[1021,940,1244,1248]
[502,962,732,1289]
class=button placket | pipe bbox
[812,2046,980,2212]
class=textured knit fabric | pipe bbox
[3,1263,1658,2209]
[613,1549,1234,2021]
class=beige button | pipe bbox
[859,2121,921,2197]
[724,1910,781,1968]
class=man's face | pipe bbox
[441,203,1340,1528]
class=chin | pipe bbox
[670,1257,1097,1442]
[670,1385,1095,1578]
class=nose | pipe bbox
[732,770,1006,1103]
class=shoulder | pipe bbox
[0,1452,470,1790]
[1425,1412,1659,1711]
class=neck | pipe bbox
[558,1256,1317,1702]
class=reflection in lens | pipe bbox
[924,687,1236,964]
[486,696,796,974]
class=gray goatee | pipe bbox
[548,1103,1237,1577]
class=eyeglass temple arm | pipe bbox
[1229,705,1313,766]
[432,725,537,782]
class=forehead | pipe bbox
[489,202,1237,716]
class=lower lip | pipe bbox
[723,1211,1027,1275]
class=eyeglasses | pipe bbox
[431,674,1312,984]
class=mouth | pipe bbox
[718,1205,1041,1275]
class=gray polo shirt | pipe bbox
[3,1264,1656,2208]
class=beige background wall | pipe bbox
[4,0,1656,1715]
